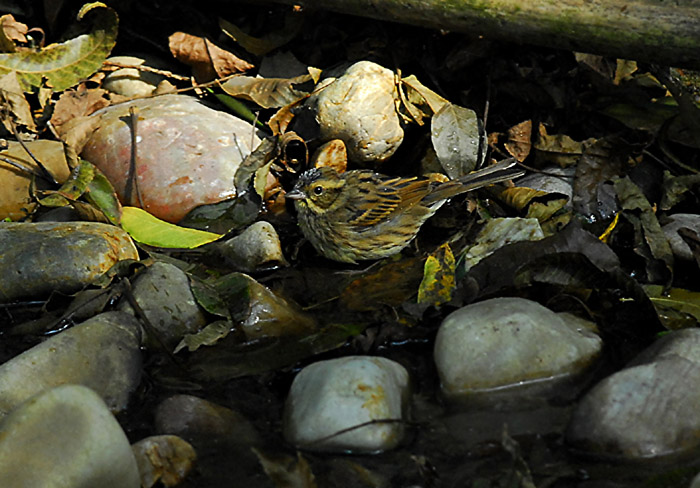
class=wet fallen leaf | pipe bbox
[175,320,232,353]
[645,285,700,330]
[253,449,317,488]
[431,102,483,178]
[340,257,425,312]
[615,176,674,284]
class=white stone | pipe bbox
[312,61,403,163]
[284,356,409,453]
[0,384,140,487]
[434,297,602,400]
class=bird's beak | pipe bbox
[285,189,306,200]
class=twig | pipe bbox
[124,106,144,208]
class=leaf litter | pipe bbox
[2,1,700,486]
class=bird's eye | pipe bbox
[313,185,324,195]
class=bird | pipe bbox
[285,159,525,263]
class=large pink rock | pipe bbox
[82,94,261,223]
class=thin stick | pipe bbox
[124,106,144,208]
[7,116,58,185]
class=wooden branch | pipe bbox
[269,0,700,68]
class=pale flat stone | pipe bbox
[434,297,602,402]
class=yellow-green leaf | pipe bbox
[121,206,222,249]
[0,2,118,92]
[417,243,455,307]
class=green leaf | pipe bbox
[174,320,233,353]
[0,2,118,92]
[120,206,222,249]
[417,243,456,307]
[85,163,122,225]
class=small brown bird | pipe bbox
[286,159,524,263]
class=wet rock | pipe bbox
[434,297,602,404]
[82,94,262,223]
[154,394,260,446]
[662,213,700,261]
[132,435,196,488]
[311,61,403,164]
[0,311,142,416]
[0,384,140,488]
[118,261,206,351]
[215,221,288,272]
[567,329,700,459]
[222,273,315,340]
[284,356,410,453]
[0,221,138,303]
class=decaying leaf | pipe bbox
[572,139,624,222]
[645,285,700,330]
[0,14,28,52]
[132,435,197,488]
[497,186,569,223]
[0,2,118,92]
[168,31,253,81]
[400,74,448,116]
[0,140,71,220]
[221,72,318,109]
[340,257,425,312]
[504,120,533,162]
[660,170,700,211]
[460,218,545,273]
[220,12,304,57]
[417,243,456,307]
[253,449,317,488]
[534,123,585,167]
[614,176,674,284]
[50,83,109,136]
[174,320,232,353]
[0,71,35,132]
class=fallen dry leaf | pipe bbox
[0,71,36,132]
[168,31,253,82]
[504,120,533,162]
[0,14,28,52]
[50,83,110,136]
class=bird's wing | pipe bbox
[347,172,430,228]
